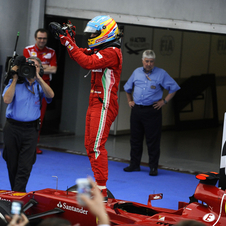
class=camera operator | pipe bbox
[2,56,54,192]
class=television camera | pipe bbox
[4,33,37,85]
[4,56,37,85]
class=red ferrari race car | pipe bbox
[0,172,225,226]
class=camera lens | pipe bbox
[21,66,31,76]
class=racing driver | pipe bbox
[59,15,123,201]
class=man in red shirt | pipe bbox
[23,28,57,154]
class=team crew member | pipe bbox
[59,15,123,200]
[23,28,57,154]
[2,56,54,192]
[123,50,180,176]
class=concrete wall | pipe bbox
[0,0,45,141]
[0,0,45,68]
[0,0,31,135]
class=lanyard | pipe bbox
[145,70,152,81]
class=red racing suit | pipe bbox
[23,44,57,136]
[66,41,123,187]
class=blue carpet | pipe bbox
[0,149,198,210]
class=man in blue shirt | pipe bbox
[2,56,54,192]
[123,50,180,176]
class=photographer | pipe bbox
[2,56,54,192]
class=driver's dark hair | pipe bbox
[34,28,49,38]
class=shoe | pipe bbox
[103,196,108,203]
[98,186,108,202]
[36,147,43,154]
[123,165,140,172]
[149,168,158,176]
[101,189,108,202]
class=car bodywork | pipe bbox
[0,172,225,226]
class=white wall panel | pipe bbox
[46,0,226,34]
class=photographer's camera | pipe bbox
[4,56,37,85]
[18,59,36,78]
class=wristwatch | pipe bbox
[163,99,168,104]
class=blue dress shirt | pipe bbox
[124,66,180,106]
[2,79,52,122]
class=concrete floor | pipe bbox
[38,125,223,174]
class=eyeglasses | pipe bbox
[37,37,47,40]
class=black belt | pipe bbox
[135,104,153,108]
[7,118,38,127]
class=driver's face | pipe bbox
[90,33,99,38]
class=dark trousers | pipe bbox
[130,104,162,169]
[3,120,38,192]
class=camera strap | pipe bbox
[37,84,42,110]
